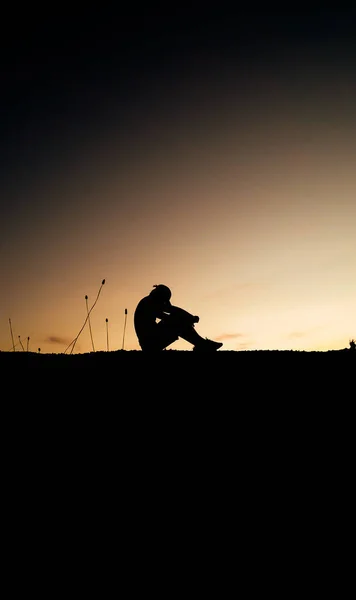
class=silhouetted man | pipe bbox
[134,284,223,352]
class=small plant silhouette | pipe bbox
[85,294,95,352]
[106,318,109,351]
[122,308,128,350]
[9,318,15,351]
[349,339,356,351]
[65,279,106,354]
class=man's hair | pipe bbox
[150,284,172,302]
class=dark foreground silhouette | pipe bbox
[1,348,353,445]
[1,347,353,372]
[2,346,353,397]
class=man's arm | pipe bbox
[169,305,200,323]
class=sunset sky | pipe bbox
[1,8,355,353]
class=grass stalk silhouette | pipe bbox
[7,340,21,351]
[85,295,95,352]
[9,318,15,351]
[122,308,127,350]
[27,337,30,352]
[106,318,109,351]
[18,335,25,351]
[65,279,106,355]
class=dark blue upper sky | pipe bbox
[2,8,356,121]
[1,7,356,200]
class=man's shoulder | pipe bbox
[135,296,150,309]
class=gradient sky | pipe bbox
[1,8,355,353]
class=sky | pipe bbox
[1,8,355,353]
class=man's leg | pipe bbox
[159,314,202,346]
[161,314,222,350]
[142,320,179,350]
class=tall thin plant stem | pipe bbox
[65,279,106,355]
[85,295,95,352]
[26,337,30,352]
[9,318,15,351]
[122,308,127,350]
[106,318,109,351]
[18,335,25,351]
[7,340,20,351]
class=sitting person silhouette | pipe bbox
[134,284,223,352]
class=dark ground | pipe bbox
[1,347,354,366]
[2,347,353,550]
[1,348,353,394]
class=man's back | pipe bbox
[134,295,170,339]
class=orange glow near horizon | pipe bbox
[1,15,355,354]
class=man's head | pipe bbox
[149,284,172,303]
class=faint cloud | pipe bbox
[45,335,73,346]
[287,331,307,339]
[236,341,255,349]
[287,327,322,339]
[216,332,245,341]
[215,332,254,349]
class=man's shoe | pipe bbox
[193,338,223,351]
